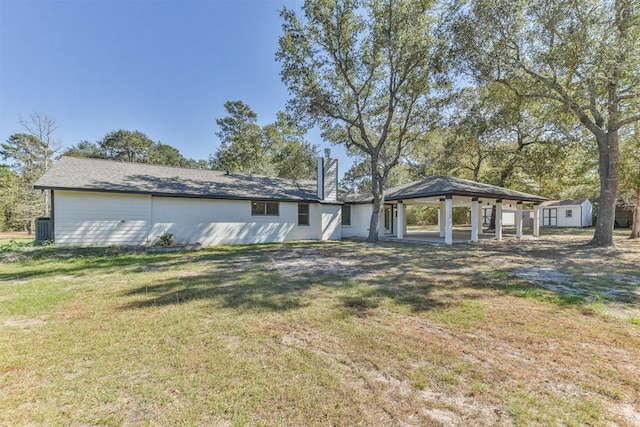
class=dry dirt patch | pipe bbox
[269,246,365,278]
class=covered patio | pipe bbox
[378,176,547,245]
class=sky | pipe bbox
[0,0,351,176]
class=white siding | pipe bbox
[53,191,346,247]
[150,197,322,246]
[502,210,516,227]
[539,200,592,227]
[540,206,582,227]
[54,191,151,246]
[581,200,593,227]
[482,206,519,226]
[320,204,342,240]
[556,207,580,227]
[341,204,372,238]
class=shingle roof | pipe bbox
[540,198,589,207]
[35,157,547,205]
[34,156,321,202]
[348,175,548,203]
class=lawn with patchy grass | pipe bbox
[1,232,639,426]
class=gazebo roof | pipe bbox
[347,175,547,204]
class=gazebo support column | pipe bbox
[439,199,446,237]
[397,201,404,240]
[478,203,484,235]
[445,195,453,245]
[471,197,479,243]
[495,200,503,241]
[533,204,540,237]
[516,202,523,238]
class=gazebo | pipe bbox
[373,175,548,244]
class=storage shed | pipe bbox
[539,199,592,228]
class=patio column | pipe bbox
[397,201,404,240]
[516,201,523,238]
[439,198,446,237]
[533,204,540,237]
[495,200,503,241]
[445,195,453,245]
[470,197,479,243]
[478,202,484,235]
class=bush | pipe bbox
[157,232,175,246]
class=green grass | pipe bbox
[1,235,639,425]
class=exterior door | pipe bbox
[543,208,557,226]
[384,204,394,234]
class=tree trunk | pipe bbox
[368,194,383,243]
[630,187,640,239]
[590,132,620,246]
[367,163,383,243]
[488,206,496,231]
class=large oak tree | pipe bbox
[455,0,640,246]
[277,0,448,242]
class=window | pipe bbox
[565,209,573,218]
[298,203,309,226]
[251,201,279,216]
[342,205,351,226]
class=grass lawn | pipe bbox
[0,231,34,246]
[1,231,639,426]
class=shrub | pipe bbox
[157,231,175,246]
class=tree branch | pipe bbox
[618,92,640,101]
[616,113,640,129]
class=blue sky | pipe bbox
[0,0,350,175]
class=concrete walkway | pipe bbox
[380,230,522,244]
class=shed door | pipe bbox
[543,208,557,226]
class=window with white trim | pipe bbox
[298,203,310,226]
[251,201,279,216]
[565,209,573,218]
[342,205,351,226]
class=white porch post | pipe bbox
[439,198,446,237]
[533,204,540,237]
[495,200,503,241]
[471,197,479,243]
[397,201,404,240]
[516,201,523,238]
[478,202,484,235]
[445,195,453,245]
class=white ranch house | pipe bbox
[34,156,547,246]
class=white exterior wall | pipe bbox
[53,191,340,247]
[556,207,582,227]
[54,191,151,246]
[581,200,593,227]
[341,204,372,238]
[502,210,516,227]
[540,206,581,227]
[320,204,342,240]
[151,197,322,246]
[483,206,533,227]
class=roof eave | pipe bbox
[38,186,322,203]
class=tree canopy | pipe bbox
[210,101,319,180]
[62,130,192,168]
[277,0,449,241]
[454,0,640,246]
[1,113,61,231]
